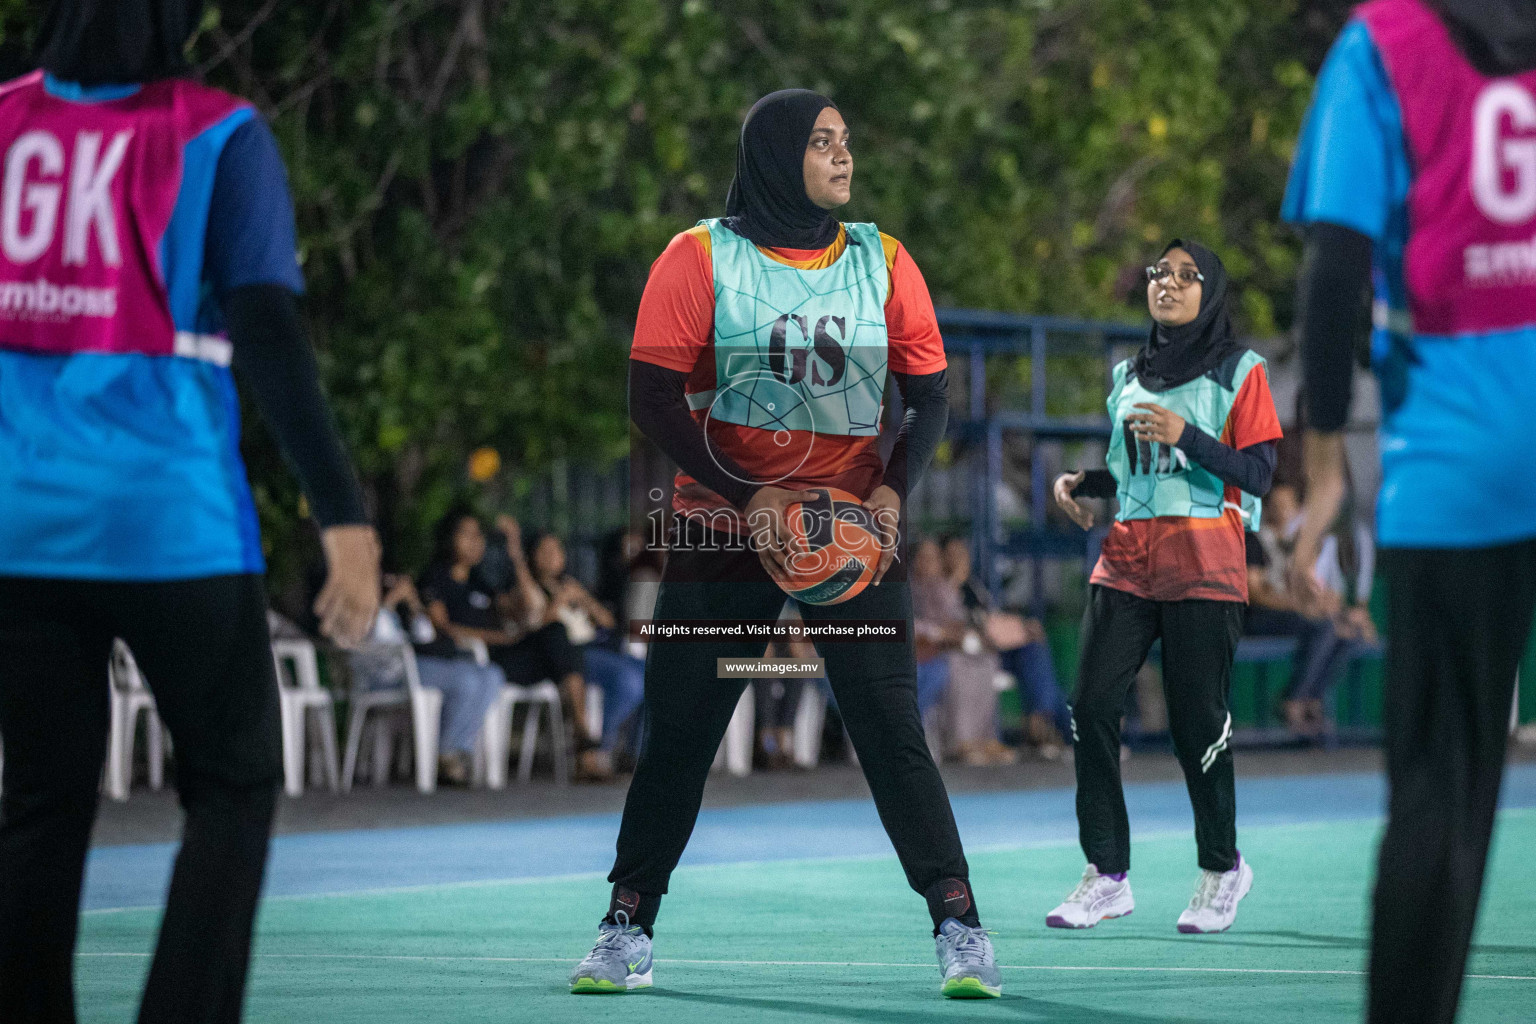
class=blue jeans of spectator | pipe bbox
[414,656,505,756]
[916,656,950,718]
[1244,608,1355,704]
[584,646,646,752]
[1001,641,1073,740]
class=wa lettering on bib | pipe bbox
[1105,349,1266,529]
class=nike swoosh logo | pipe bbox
[628,962,642,972]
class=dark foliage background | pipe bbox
[0,0,1356,586]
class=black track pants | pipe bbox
[608,522,972,921]
[1368,540,1536,1024]
[0,575,282,1024]
[1071,584,1242,874]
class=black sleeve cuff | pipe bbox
[1071,469,1117,499]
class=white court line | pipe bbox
[81,814,1395,917]
[72,951,1536,983]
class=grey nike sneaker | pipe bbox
[570,912,653,993]
[935,918,1002,998]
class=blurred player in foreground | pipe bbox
[0,3,378,1021]
[1284,2,1536,1020]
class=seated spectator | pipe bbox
[523,530,645,781]
[1264,424,1379,731]
[594,529,648,643]
[753,605,826,770]
[351,575,505,785]
[420,507,603,779]
[595,527,663,658]
[912,538,957,720]
[943,535,1070,759]
[622,537,664,659]
[912,538,1015,765]
[1244,529,1359,737]
[754,649,807,770]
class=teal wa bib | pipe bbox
[693,218,889,437]
[1106,349,1266,529]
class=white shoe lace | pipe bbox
[1187,870,1225,916]
[1065,867,1104,904]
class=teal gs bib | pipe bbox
[1105,349,1266,529]
[692,218,889,438]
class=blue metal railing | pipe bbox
[936,308,1146,616]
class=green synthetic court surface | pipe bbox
[78,810,1536,1023]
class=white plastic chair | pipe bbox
[479,681,567,786]
[339,642,444,794]
[585,682,604,746]
[460,637,568,787]
[106,640,168,802]
[791,685,829,769]
[714,683,829,775]
[271,639,340,797]
[714,685,756,777]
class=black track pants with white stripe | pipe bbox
[1070,585,1242,874]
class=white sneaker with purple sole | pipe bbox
[1176,853,1253,934]
[1045,864,1134,929]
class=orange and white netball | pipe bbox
[777,487,885,606]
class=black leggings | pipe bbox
[490,621,583,684]
[0,574,281,1024]
[1071,585,1243,874]
[1369,541,1536,1024]
[608,521,973,926]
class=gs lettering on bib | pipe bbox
[0,71,253,364]
[1105,349,1267,529]
[1360,0,1536,334]
[699,218,889,438]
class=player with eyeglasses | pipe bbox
[1146,262,1206,287]
[1046,239,1281,935]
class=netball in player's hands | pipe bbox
[744,485,820,585]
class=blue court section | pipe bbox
[85,764,1536,911]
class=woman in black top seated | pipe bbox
[419,506,604,778]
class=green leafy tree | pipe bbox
[0,0,1355,591]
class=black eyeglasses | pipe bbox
[1146,263,1204,287]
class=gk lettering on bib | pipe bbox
[1361,0,1536,332]
[0,71,253,364]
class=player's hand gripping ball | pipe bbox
[777,487,885,606]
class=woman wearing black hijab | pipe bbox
[1045,241,1281,936]
[0,3,377,1022]
[571,90,1000,999]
